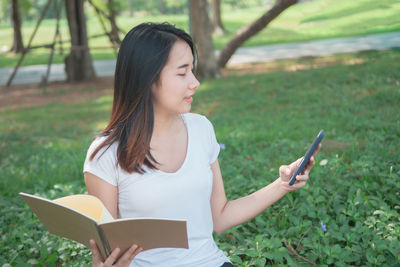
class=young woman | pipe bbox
[84,22,319,267]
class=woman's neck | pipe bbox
[152,112,182,137]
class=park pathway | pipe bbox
[1,31,399,86]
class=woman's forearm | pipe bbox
[213,177,289,233]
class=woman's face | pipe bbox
[152,40,200,116]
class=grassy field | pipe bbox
[0,0,400,67]
[1,48,399,266]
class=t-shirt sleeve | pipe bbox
[204,117,220,164]
[83,137,118,186]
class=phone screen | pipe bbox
[288,130,324,186]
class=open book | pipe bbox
[19,192,188,260]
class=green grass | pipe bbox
[1,49,399,266]
[1,0,400,67]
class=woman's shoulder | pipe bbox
[86,135,118,160]
[89,135,107,146]
[183,113,216,142]
[183,112,212,126]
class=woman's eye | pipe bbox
[178,73,186,77]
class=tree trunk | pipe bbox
[217,0,298,69]
[189,0,219,79]
[64,0,95,82]
[129,0,134,16]
[10,0,24,53]
[158,0,167,14]
[107,0,120,44]
[212,0,226,36]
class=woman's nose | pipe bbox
[190,76,200,90]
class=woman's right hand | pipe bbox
[90,239,143,267]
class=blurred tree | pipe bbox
[107,0,121,44]
[32,0,58,19]
[129,0,155,14]
[127,0,187,15]
[159,0,167,14]
[211,0,226,36]
[89,0,123,45]
[224,0,249,8]
[224,0,266,8]
[0,0,8,23]
[217,0,298,68]
[64,0,95,81]
[189,0,218,79]
[10,0,24,53]
[127,0,134,15]
[2,0,58,23]
[164,0,187,14]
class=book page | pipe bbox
[54,194,114,224]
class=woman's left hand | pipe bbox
[90,239,142,267]
[279,144,321,191]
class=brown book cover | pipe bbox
[19,192,188,260]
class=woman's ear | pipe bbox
[151,82,158,95]
[152,77,162,93]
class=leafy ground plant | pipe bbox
[0,49,399,266]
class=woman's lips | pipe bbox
[185,96,193,103]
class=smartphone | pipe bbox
[288,130,324,186]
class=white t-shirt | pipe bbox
[83,113,230,267]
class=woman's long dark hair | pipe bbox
[90,22,196,173]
